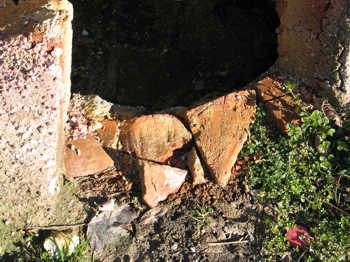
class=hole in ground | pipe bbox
[71,0,279,111]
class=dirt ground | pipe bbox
[76,157,269,262]
[69,0,280,261]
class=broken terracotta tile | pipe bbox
[96,119,119,148]
[119,114,192,163]
[137,160,187,208]
[184,89,256,187]
[186,147,206,186]
[255,77,299,133]
[65,135,114,177]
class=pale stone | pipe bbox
[0,0,73,228]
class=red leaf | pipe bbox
[286,225,311,248]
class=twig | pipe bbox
[96,172,121,181]
[297,250,307,262]
[335,174,350,205]
[26,223,86,231]
[322,200,350,217]
[207,239,249,246]
[305,197,350,217]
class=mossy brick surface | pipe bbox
[0,0,87,254]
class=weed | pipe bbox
[242,83,350,261]
[7,231,92,262]
[63,177,75,188]
[190,205,213,228]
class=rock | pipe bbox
[120,114,192,163]
[137,160,187,208]
[66,94,90,141]
[184,90,256,186]
[97,119,119,149]
[81,95,114,132]
[186,147,206,185]
[65,135,114,177]
[255,77,299,133]
[87,203,137,254]
[139,206,169,225]
[82,95,113,122]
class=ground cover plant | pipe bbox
[241,83,350,261]
[5,231,92,262]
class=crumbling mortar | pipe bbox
[335,36,346,92]
[315,0,349,99]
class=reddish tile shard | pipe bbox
[65,135,114,177]
[137,160,187,208]
[120,114,192,163]
[184,90,256,186]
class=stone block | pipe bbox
[0,0,73,228]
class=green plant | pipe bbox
[13,231,92,262]
[242,83,350,261]
[190,205,213,228]
[63,177,75,188]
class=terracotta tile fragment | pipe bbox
[65,135,114,177]
[255,77,299,133]
[119,114,192,163]
[186,147,206,186]
[184,89,256,187]
[97,119,119,148]
[137,160,187,208]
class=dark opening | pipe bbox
[71,0,280,111]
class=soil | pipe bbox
[68,0,280,261]
[76,158,269,262]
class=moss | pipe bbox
[0,176,88,256]
[52,176,89,226]
[0,221,24,256]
